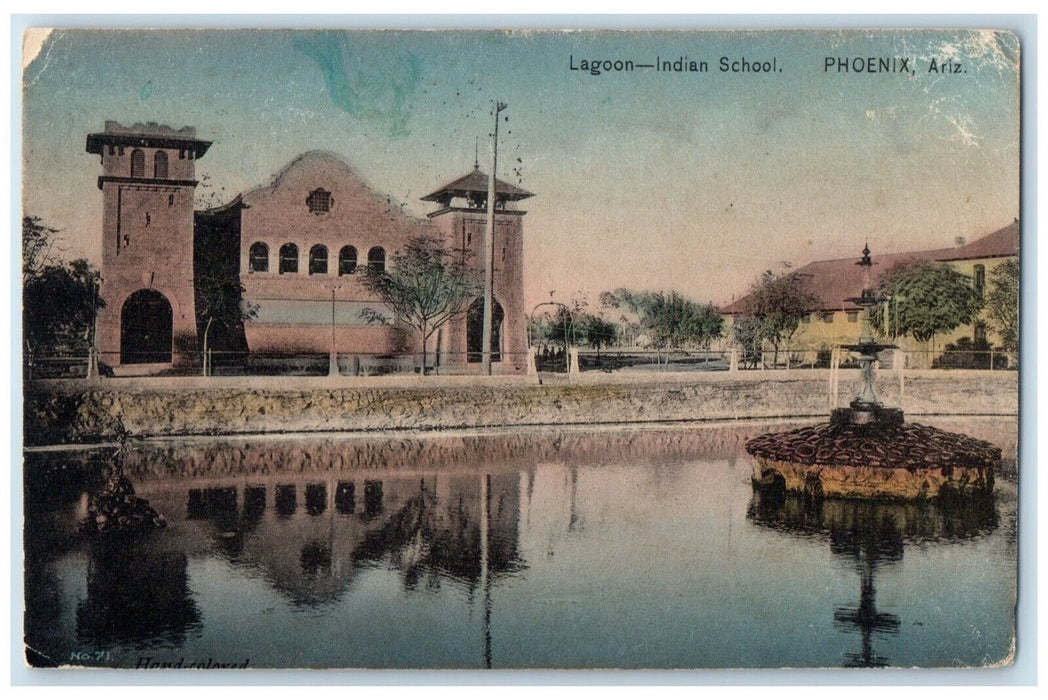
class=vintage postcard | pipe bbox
[20,26,1021,671]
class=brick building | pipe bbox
[88,122,532,374]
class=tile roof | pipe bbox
[721,221,1019,314]
[421,167,533,202]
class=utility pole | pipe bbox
[482,101,507,375]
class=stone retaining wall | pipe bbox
[23,370,1018,445]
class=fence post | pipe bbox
[526,347,538,376]
[729,348,738,374]
[990,349,995,370]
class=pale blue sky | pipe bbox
[22,28,1020,308]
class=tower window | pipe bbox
[368,246,386,273]
[154,150,169,179]
[307,188,333,214]
[130,149,145,178]
[339,245,358,275]
[249,242,269,273]
[279,243,299,274]
[309,245,328,275]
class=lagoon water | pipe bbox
[24,419,1016,669]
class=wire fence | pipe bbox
[24,350,535,380]
[23,346,1016,381]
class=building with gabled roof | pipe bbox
[721,220,1019,358]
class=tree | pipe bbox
[872,261,983,349]
[579,313,619,356]
[22,218,105,366]
[359,235,481,375]
[600,289,723,364]
[24,259,104,356]
[22,216,61,282]
[730,315,766,368]
[195,269,257,367]
[984,259,1019,353]
[740,267,820,366]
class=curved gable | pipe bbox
[240,151,432,249]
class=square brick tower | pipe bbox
[86,122,211,370]
[421,166,532,373]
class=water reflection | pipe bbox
[169,471,525,628]
[23,419,1016,669]
[747,490,999,667]
[75,543,202,648]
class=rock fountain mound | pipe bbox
[79,422,167,536]
[747,243,1001,501]
[746,419,999,500]
[79,466,167,536]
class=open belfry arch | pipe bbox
[87,122,211,370]
[421,166,532,372]
[89,122,533,375]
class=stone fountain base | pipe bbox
[746,420,999,500]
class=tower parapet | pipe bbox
[87,122,210,370]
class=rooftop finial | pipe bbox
[857,241,872,267]
[474,137,479,170]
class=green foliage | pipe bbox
[579,313,619,351]
[984,259,1019,352]
[196,269,258,338]
[22,217,104,355]
[359,235,481,373]
[22,216,60,282]
[730,316,766,366]
[600,288,722,349]
[872,261,983,344]
[741,267,820,353]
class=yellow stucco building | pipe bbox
[721,221,1019,364]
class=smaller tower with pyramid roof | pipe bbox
[422,167,533,373]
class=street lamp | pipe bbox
[88,271,102,379]
[329,284,341,377]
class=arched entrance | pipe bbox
[467,297,503,363]
[121,289,173,364]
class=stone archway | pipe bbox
[466,297,504,363]
[120,289,173,364]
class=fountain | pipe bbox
[79,426,167,536]
[746,244,1000,500]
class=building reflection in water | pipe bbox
[747,489,999,667]
[179,469,523,665]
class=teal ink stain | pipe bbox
[292,32,421,138]
[140,80,153,100]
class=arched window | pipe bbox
[154,150,168,179]
[339,246,358,275]
[309,245,328,275]
[368,246,386,273]
[279,243,299,274]
[130,149,145,178]
[249,242,269,273]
